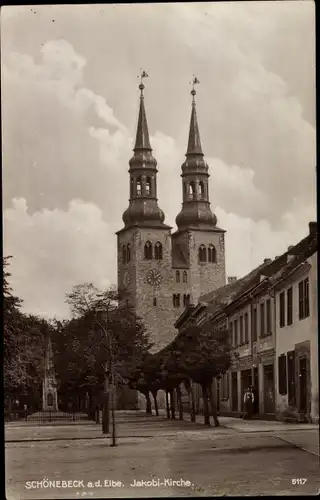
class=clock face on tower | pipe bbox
[146,269,162,286]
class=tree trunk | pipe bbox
[208,381,220,427]
[145,391,152,415]
[202,383,210,426]
[176,385,183,420]
[169,389,176,419]
[151,390,159,416]
[165,390,170,419]
[185,379,196,423]
[95,404,100,424]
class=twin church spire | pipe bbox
[121,74,217,231]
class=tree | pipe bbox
[52,283,152,409]
[3,256,46,410]
[161,322,231,427]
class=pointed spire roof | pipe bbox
[186,88,203,156]
[134,83,152,151]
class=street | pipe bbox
[5,411,320,498]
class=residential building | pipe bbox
[273,223,318,423]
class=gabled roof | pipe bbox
[271,233,317,289]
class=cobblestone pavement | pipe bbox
[5,412,320,499]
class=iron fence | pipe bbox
[5,409,94,424]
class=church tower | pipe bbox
[116,77,176,351]
[172,83,226,303]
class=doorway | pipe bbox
[263,364,275,414]
[298,357,308,415]
[231,372,238,412]
[252,366,259,414]
[241,369,252,411]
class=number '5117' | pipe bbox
[292,479,307,485]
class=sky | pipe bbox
[2,2,316,319]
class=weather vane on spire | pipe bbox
[137,69,149,96]
[190,75,200,101]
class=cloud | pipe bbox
[2,4,316,317]
[3,198,115,319]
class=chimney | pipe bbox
[263,258,272,264]
[288,245,294,251]
[309,221,318,236]
[228,276,237,284]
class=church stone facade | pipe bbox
[116,82,226,352]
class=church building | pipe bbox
[116,79,227,351]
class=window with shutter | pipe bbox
[304,278,310,318]
[287,287,293,325]
[234,319,238,346]
[252,307,257,341]
[260,302,265,336]
[287,350,296,405]
[244,313,249,343]
[279,292,285,327]
[278,354,287,395]
[266,299,272,333]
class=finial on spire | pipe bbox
[190,75,200,102]
[137,69,149,97]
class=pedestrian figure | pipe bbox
[23,404,27,422]
[243,386,254,419]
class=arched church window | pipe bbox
[198,245,207,263]
[183,294,191,307]
[176,270,180,283]
[154,241,163,260]
[173,294,181,308]
[145,177,151,196]
[183,182,188,199]
[183,271,188,283]
[122,245,127,264]
[127,244,131,262]
[208,245,216,263]
[199,181,205,200]
[136,177,142,197]
[47,393,53,407]
[144,241,153,260]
